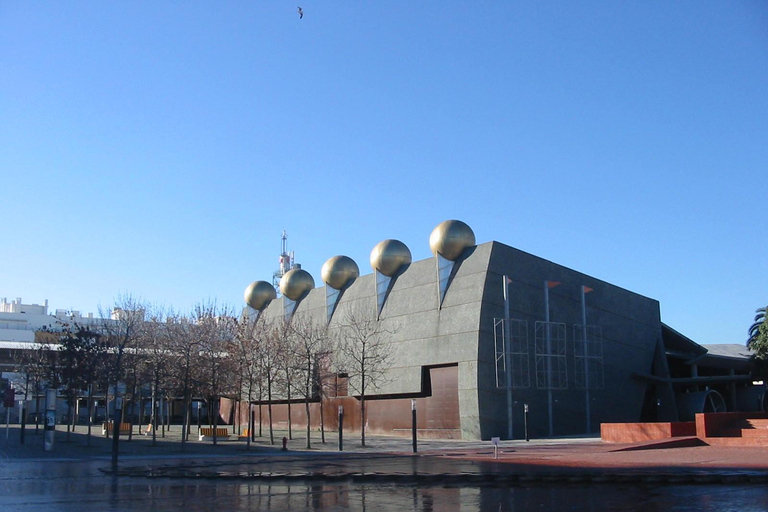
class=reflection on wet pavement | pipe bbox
[3,459,768,512]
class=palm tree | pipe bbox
[749,307,767,347]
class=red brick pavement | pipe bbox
[425,440,768,472]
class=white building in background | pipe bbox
[0,297,100,343]
[0,297,105,422]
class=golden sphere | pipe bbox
[429,220,476,261]
[370,239,412,277]
[279,268,315,301]
[244,280,276,311]
[321,255,360,290]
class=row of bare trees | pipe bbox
[13,295,394,466]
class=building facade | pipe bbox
[251,221,759,440]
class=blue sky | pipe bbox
[1,2,766,345]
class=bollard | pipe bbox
[411,399,417,454]
[524,403,530,442]
[44,388,56,452]
[20,399,26,445]
[281,436,288,451]
[338,405,344,452]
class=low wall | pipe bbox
[601,422,695,443]
[695,411,768,438]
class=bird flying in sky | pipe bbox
[298,7,303,19]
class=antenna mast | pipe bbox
[273,230,295,292]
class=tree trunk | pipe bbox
[286,371,293,440]
[180,391,188,449]
[305,397,311,449]
[267,377,274,445]
[86,383,93,446]
[151,378,158,446]
[319,395,325,444]
[128,379,136,442]
[361,394,366,447]
[65,400,72,442]
[72,395,78,433]
[160,396,165,438]
[212,395,219,446]
[105,379,112,439]
[34,378,41,435]
[111,403,122,469]
[110,379,122,470]
[247,384,253,451]
[258,380,263,437]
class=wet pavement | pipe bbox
[3,425,768,510]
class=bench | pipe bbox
[102,422,132,436]
[199,427,230,441]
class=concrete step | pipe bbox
[741,428,768,438]
[745,419,768,429]
[704,436,768,447]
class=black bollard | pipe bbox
[338,405,344,452]
[20,402,26,445]
[524,403,530,442]
[411,399,417,453]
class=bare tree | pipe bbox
[165,312,198,449]
[289,315,331,449]
[334,306,395,447]
[138,306,174,446]
[11,338,60,442]
[232,310,268,450]
[99,294,145,469]
[314,349,335,444]
[261,322,284,445]
[192,302,237,446]
[273,319,298,440]
[15,335,55,435]
[58,320,107,444]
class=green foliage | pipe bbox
[747,307,768,360]
[59,323,107,405]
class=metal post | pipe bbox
[580,285,590,434]
[111,395,122,468]
[21,372,29,445]
[524,403,529,442]
[161,396,165,438]
[20,398,26,445]
[338,405,344,452]
[44,388,56,452]
[4,385,13,439]
[411,399,417,453]
[503,275,513,440]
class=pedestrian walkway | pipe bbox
[3,424,768,485]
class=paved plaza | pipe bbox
[3,425,768,511]
[3,424,768,482]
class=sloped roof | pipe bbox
[662,323,707,357]
[698,343,753,371]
